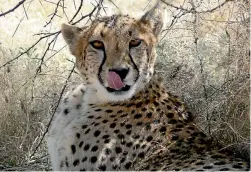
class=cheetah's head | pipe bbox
[61,4,163,102]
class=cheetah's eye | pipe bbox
[129,39,141,48]
[90,40,104,49]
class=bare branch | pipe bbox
[199,0,233,13]
[35,32,60,75]
[69,0,83,23]
[0,0,26,17]
[190,0,211,135]
[22,3,28,19]
[44,0,62,27]
[0,0,104,69]
[43,0,65,8]
[161,0,234,13]
[44,45,67,63]
[99,0,108,15]
[108,0,120,10]
[161,0,190,12]
[161,10,188,41]
[12,0,32,37]
[62,0,69,21]
[160,0,235,41]
[30,64,76,158]
[12,16,25,37]
[71,0,104,25]
[0,31,60,69]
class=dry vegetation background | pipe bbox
[0,0,250,170]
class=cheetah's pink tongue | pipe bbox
[107,71,126,90]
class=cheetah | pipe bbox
[47,4,250,171]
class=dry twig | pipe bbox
[0,0,26,17]
[30,64,75,158]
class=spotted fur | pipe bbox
[47,4,250,171]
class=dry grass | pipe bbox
[155,0,250,161]
[0,46,82,169]
[0,0,249,170]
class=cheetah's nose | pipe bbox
[109,68,129,80]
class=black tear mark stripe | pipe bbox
[128,53,139,82]
[147,47,151,63]
[98,46,107,85]
[80,53,86,68]
[83,52,86,61]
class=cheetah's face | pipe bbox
[61,5,163,101]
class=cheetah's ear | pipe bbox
[140,2,163,37]
[61,23,83,55]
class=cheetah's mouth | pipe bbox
[106,85,131,92]
[106,71,131,92]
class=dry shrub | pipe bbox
[156,0,249,161]
[0,45,81,169]
[0,0,249,169]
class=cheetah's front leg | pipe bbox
[47,84,90,170]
